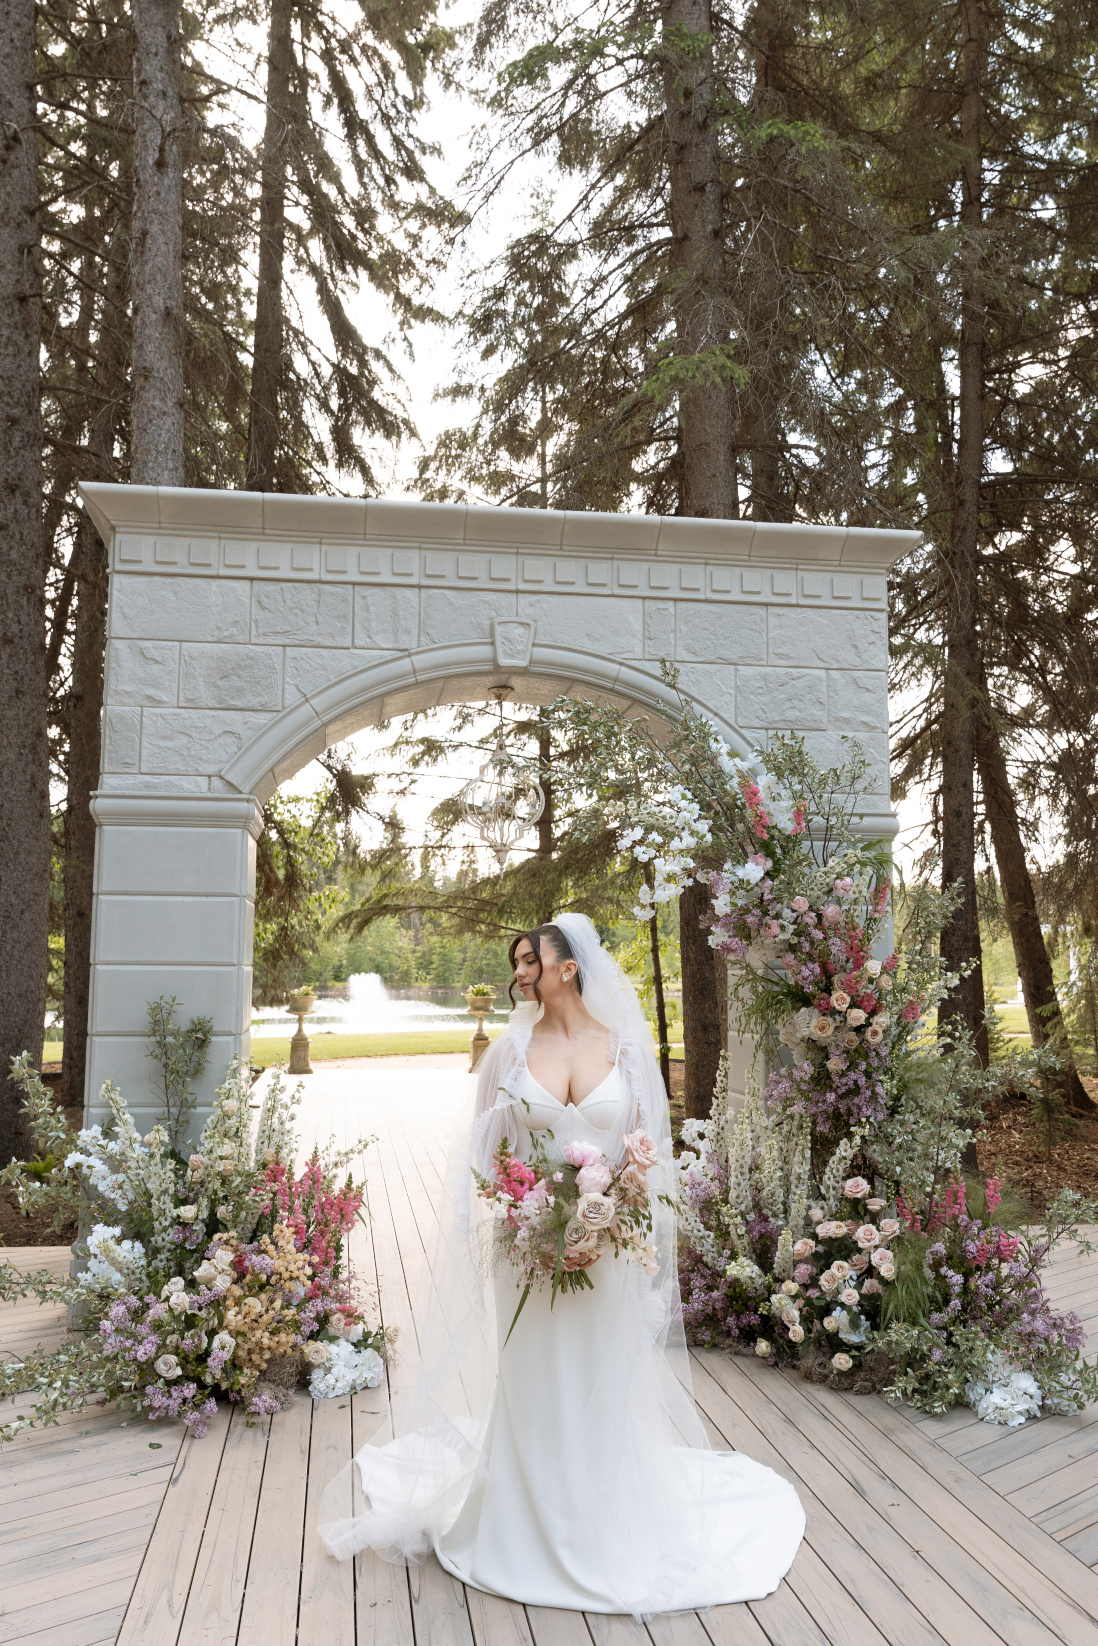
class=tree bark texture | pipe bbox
[62,245,126,1111]
[661,0,734,519]
[741,0,792,522]
[975,705,1094,1114]
[938,0,988,1062]
[680,879,723,1119]
[131,0,185,485]
[643,864,672,1097]
[62,517,109,1111]
[246,0,293,490]
[0,0,46,1159]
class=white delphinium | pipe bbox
[677,1206,730,1271]
[784,1116,811,1239]
[144,1126,183,1267]
[253,1066,301,1167]
[773,1228,794,1281]
[308,1338,385,1399]
[965,1351,1043,1427]
[79,1224,148,1294]
[819,1132,861,1217]
[197,1060,262,1236]
[65,1082,153,1212]
[758,1130,784,1221]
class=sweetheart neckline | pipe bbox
[520,1063,618,1111]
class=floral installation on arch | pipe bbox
[0,1057,392,1442]
[584,680,1098,1424]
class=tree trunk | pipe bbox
[0,0,46,1160]
[643,864,672,1097]
[975,701,1094,1114]
[131,0,185,485]
[661,0,734,519]
[741,0,792,523]
[246,0,293,489]
[938,0,988,1064]
[62,517,109,1111]
[680,879,722,1119]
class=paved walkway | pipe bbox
[3,1065,1098,1645]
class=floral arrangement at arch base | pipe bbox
[0,1056,395,1442]
[585,690,1098,1426]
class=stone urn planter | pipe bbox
[286,993,317,1075]
[465,989,498,1072]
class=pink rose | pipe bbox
[791,896,809,912]
[850,1254,869,1273]
[870,1248,894,1271]
[865,1198,886,1212]
[808,1206,824,1224]
[563,1142,602,1169]
[840,1287,859,1307]
[793,1263,814,1284]
[843,1176,871,1199]
[861,1277,882,1295]
[878,1219,900,1239]
[855,1224,880,1249]
[576,1162,612,1195]
[577,1193,615,1230]
[792,1238,816,1259]
[622,1131,659,1171]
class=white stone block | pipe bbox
[768,607,887,669]
[180,644,282,710]
[95,894,245,966]
[675,601,767,664]
[252,582,353,647]
[102,707,141,771]
[736,667,828,730]
[140,709,273,774]
[644,601,674,660]
[107,640,179,706]
[421,589,516,648]
[284,646,365,703]
[85,1033,245,1133]
[354,585,419,651]
[827,670,888,732]
[110,574,250,642]
[97,825,249,896]
[800,730,889,792]
[673,663,736,725]
[91,965,249,1034]
[517,593,642,657]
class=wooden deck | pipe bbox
[4,1066,1098,1646]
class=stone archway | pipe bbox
[79,482,914,1131]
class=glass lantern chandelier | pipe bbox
[459,690,546,870]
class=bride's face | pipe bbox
[512,936,577,1003]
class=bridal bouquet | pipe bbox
[474,1129,660,1341]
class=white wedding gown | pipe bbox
[339,1059,805,1615]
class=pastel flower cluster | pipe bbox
[774,1179,900,1366]
[474,1131,660,1330]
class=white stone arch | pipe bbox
[79,482,914,1132]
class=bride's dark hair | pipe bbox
[507,923,583,1006]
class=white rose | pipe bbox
[155,1354,181,1379]
[220,1162,234,1177]
[781,1279,799,1296]
[214,1247,235,1269]
[843,1032,859,1048]
[188,1331,208,1352]
[193,1261,219,1286]
[832,1352,853,1372]
[216,1206,234,1222]
[169,1291,191,1314]
[792,1239,816,1259]
[819,1270,839,1292]
[788,1324,804,1343]
[846,1009,866,1027]
[831,990,851,1011]
[870,1247,894,1269]
[854,1225,880,1249]
[754,1339,771,1358]
[211,1332,236,1357]
[302,1340,332,1366]
[823,1315,839,1333]
[865,959,882,978]
[879,975,893,993]
[831,1261,851,1279]
[826,1055,844,1073]
[177,1205,197,1223]
[840,1287,860,1307]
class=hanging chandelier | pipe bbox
[459,691,546,870]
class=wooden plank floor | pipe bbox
[4,1069,1098,1644]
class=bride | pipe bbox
[319,913,804,1616]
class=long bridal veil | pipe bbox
[318,912,721,1613]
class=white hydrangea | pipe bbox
[965,1352,1043,1427]
[308,1338,385,1399]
